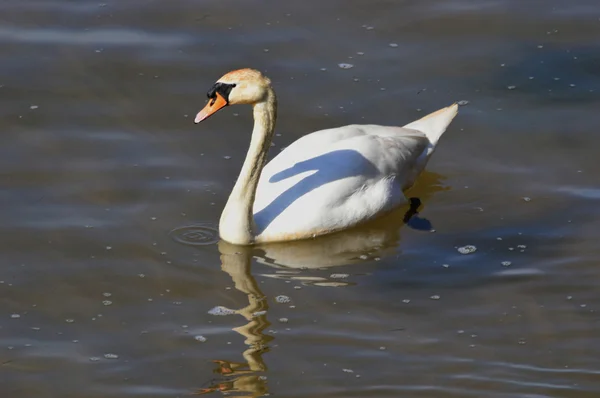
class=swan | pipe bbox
[195,68,458,245]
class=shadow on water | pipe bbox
[191,171,448,396]
[255,148,381,234]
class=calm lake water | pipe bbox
[2,1,600,397]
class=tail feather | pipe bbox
[403,103,458,180]
[403,103,458,147]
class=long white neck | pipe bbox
[219,88,277,245]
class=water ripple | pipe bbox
[169,224,219,246]
[0,27,190,46]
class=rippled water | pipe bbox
[2,1,600,397]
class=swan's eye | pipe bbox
[207,83,237,104]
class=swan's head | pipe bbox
[195,68,272,123]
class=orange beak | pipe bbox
[194,92,228,123]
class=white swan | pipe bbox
[195,68,458,245]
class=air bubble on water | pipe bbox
[517,245,527,249]
[89,357,101,362]
[359,254,368,260]
[294,286,302,290]
[252,310,267,317]
[342,368,354,373]
[389,43,398,48]
[457,100,469,106]
[442,264,450,268]
[275,295,291,304]
[194,335,207,342]
[566,296,573,300]
[278,318,289,323]
[223,155,231,160]
[402,299,411,303]
[65,319,74,323]
[103,292,112,297]
[30,105,38,110]
[104,353,119,359]
[430,295,440,300]
[457,245,477,254]
[208,306,236,316]
[507,85,516,90]
[330,273,349,279]
[522,197,532,202]
[11,314,21,319]
[338,63,354,69]
[497,237,503,241]
[356,52,364,56]
[150,217,157,221]
[102,300,112,306]
[501,261,512,267]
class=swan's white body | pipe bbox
[196,69,458,245]
[253,107,457,243]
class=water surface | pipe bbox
[2,1,600,397]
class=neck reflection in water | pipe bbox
[194,171,447,396]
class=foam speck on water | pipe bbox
[208,306,236,316]
[457,245,477,254]
[338,63,354,69]
[275,295,291,304]
[194,335,207,343]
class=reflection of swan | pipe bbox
[196,243,271,396]
[195,68,458,245]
